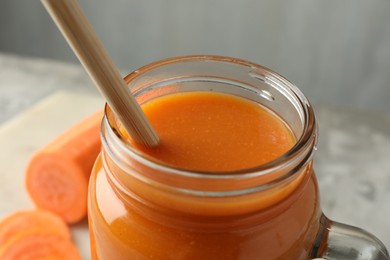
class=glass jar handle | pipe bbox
[311,214,389,259]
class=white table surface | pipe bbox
[1,52,389,257]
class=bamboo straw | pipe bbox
[41,0,159,147]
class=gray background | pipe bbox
[1,0,390,255]
[1,0,390,112]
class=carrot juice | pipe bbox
[132,92,295,171]
[88,56,321,259]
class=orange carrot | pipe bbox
[25,110,103,224]
[0,209,80,260]
[0,209,70,246]
[0,229,81,260]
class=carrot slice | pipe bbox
[0,210,70,246]
[0,229,81,260]
[25,110,103,224]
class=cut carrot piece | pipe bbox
[25,110,103,224]
[0,209,70,246]
[0,229,81,260]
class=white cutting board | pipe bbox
[0,91,104,259]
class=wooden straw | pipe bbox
[41,0,159,147]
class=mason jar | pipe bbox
[88,55,388,259]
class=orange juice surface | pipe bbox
[88,91,321,259]
[134,92,295,171]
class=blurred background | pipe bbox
[1,0,390,112]
[0,0,390,252]
[1,0,390,256]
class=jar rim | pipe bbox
[104,55,318,185]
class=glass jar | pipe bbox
[88,55,389,259]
